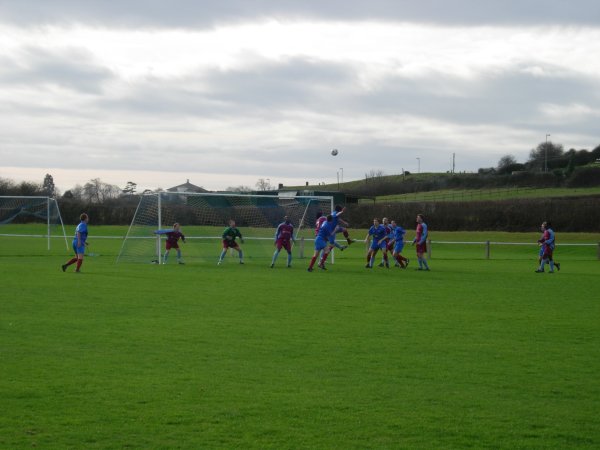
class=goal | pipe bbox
[117,192,335,263]
[0,196,68,251]
[117,192,334,263]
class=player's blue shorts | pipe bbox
[370,240,387,251]
[394,242,405,253]
[315,236,329,251]
[73,241,85,255]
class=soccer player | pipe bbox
[155,223,186,264]
[271,215,295,268]
[389,220,409,269]
[62,213,89,273]
[331,205,355,247]
[218,219,244,265]
[535,221,561,273]
[411,214,430,271]
[365,218,389,268]
[308,215,334,272]
[378,217,393,267]
[315,211,327,235]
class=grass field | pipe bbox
[1,227,599,449]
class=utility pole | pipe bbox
[452,153,455,174]
[545,134,551,172]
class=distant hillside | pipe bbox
[303,165,600,199]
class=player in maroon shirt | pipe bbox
[411,214,430,271]
[271,215,295,268]
[155,223,186,264]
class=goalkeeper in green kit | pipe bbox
[218,219,244,265]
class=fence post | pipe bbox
[597,242,600,260]
[427,238,432,259]
[486,240,490,260]
[299,237,305,259]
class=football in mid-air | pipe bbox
[331,149,338,156]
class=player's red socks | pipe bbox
[308,256,317,269]
[76,260,83,272]
[320,252,330,265]
[395,254,406,268]
[65,257,77,266]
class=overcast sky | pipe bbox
[1,0,599,193]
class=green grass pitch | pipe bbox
[1,228,599,449]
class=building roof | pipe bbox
[166,179,208,193]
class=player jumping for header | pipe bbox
[331,205,355,247]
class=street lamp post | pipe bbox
[416,157,421,174]
[339,168,343,183]
[545,134,551,172]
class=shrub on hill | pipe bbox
[347,196,600,232]
[567,166,600,188]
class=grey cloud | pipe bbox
[0,46,114,94]
[354,69,600,126]
[93,58,356,118]
[1,0,599,28]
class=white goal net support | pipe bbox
[117,192,334,264]
[0,196,68,251]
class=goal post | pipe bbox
[0,196,68,251]
[117,192,334,264]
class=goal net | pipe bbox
[0,196,68,252]
[117,192,334,264]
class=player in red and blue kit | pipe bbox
[315,211,327,236]
[535,221,560,273]
[308,215,334,272]
[365,218,389,268]
[378,217,393,267]
[271,216,295,268]
[411,214,430,271]
[155,223,186,264]
[62,213,89,273]
[312,211,337,268]
[389,220,409,269]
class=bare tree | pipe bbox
[82,178,121,203]
[365,169,385,180]
[255,178,272,191]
